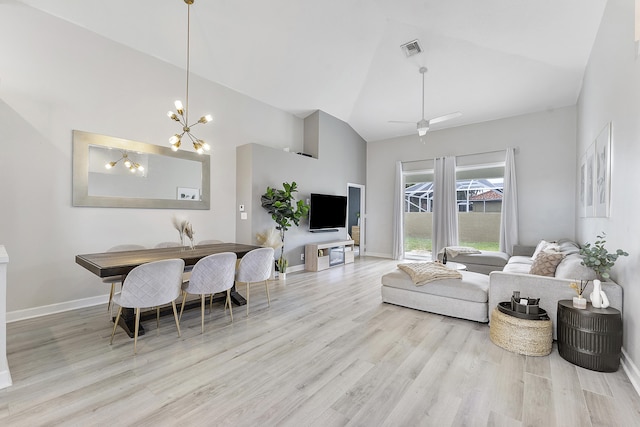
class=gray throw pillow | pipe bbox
[555,254,597,280]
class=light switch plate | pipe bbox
[240,212,247,220]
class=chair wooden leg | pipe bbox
[134,308,141,354]
[179,292,187,321]
[156,307,160,330]
[265,280,271,306]
[201,295,205,334]
[226,289,233,322]
[110,306,123,345]
[209,294,213,313]
[246,282,250,316]
[172,301,182,337]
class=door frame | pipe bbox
[347,183,365,255]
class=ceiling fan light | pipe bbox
[417,126,429,136]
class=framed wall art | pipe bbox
[594,123,611,217]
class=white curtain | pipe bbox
[499,147,518,255]
[392,161,404,260]
[392,162,404,259]
[432,156,458,260]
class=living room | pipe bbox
[1,0,639,424]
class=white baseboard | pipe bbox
[621,347,640,397]
[0,363,12,389]
[362,252,392,259]
[7,295,108,323]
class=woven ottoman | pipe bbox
[489,308,552,356]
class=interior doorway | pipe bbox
[347,183,365,257]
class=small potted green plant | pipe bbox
[580,232,628,280]
[579,232,628,308]
[261,182,309,279]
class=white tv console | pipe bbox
[304,240,355,271]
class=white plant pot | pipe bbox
[279,272,287,280]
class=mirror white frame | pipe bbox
[72,130,210,209]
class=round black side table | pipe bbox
[557,299,622,372]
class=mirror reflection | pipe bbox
[73,130,210,209]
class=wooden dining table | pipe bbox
[76,242,262,337]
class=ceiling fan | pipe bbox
[390,67,461,136]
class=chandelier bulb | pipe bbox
[174,100,184,114]
[169,134,181,145]
[198,114,213,124]
[105,162,115,169]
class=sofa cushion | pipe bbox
[557,239,581,255]
[502,262,531,274]
[382,269,489,303]
[448,251,510,267]
[531,240,555,260]
[529,252,564,276]
[555,254,597,280]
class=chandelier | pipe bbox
[105,152,145,173]
[167,0,212,154]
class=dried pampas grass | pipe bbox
[256,227,283,249]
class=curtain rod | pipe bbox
[401,147,518,164]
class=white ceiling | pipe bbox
[20,0,607,142]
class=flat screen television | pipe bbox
[309,193,347,231]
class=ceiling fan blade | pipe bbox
[428,111,462,126]
[388,120,415,124]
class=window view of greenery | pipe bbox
[404,173,503,258]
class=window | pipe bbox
[403,164,504,258]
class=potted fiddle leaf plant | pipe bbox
[261,181,309,278]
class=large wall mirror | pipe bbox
[73,130,210,209]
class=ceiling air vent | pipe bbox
[400,39,422,57]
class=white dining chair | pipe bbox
[103,244,146,314]
[235,247,274,316]
[179,252,237,332]
[110,258,184,354]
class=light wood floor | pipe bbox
[1,257,638,426]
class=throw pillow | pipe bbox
[531,239,558,260]
[529,252,564,277]
[555,254,598,280]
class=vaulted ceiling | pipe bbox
[21,0,607,142]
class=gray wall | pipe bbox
[0,5,302,315]
[576,0,640,380]
[236,111,366,268]
[366,107,577,258]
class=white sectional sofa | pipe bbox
[490,239,622,339]
[381,238,623,339]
